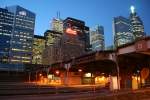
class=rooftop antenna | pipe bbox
[56,11,58,19]
[59,11,60,19]
[56,11,61,19]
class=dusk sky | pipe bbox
[0,0,150,46]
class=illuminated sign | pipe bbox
[66,28,77,35]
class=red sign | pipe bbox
[66,28,77,35]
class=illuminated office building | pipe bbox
[90,25,104,51]
[113,6,145,47]
[51,18,63,33]
[6,5,35,64]
[129,6,145,39]
[113,16,134,47]
[42,30,62,65]
[32,35,45,64]
[0,8,14,63]
[44,30,62,47]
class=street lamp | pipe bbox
[114,53,120,90]
[78,69,82,72]
[55,70,60,75]
[137,70,140,88]
[39,73,42,77]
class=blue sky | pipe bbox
[0,0,150,46]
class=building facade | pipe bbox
[113,16,134,47]
[6,5,35,64]
[90,25,104,51]
[44,30,62,47]
[129,6,145,39]
[85,26,91,51]
[63,17,90,50]
[0,8,14,63]
[62,17,87,61]
[42,17,89,65]
[42,30,62,65]
[32,35,45,64]
[51,18,63,33]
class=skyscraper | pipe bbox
[43,17,88,64]
[113,16,134,47]
[51,18,63,33]
[6,5,35,64]
[90,25,104,51]
[85,26,91,51]
[129,6,145,39]
[0,8,14,63]
[42,30,62,65]
[44,30,62,47]
[32,35,45,64]
[63,17,90,49]
[62,17,87,61]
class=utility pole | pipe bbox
[115,53,120,90]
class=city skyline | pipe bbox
[1,0,150,46]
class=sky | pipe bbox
[0,0,150,47]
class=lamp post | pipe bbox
[65,63,71,86]
[114,53,120,90]
[28,71,31,82]
[116,61,120,90]
[137,70,140,88]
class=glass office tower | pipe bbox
[0,8,14,63]
[90,25,104,51]
[6,5,35,64]
[129,6,145,39]
[113,16,134,47]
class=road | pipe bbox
[0,91,107,100]
[2,89,150,100]
[0,82,108,95]
[1,82,150,100]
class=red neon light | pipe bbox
[66,28,77,35]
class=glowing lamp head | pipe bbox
[66,28,77,35]
[39,73,42,76]
[55,70,60,75]
[78,69,82,72]
[130,6,135,13]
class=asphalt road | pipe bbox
[1,82,150,100]
[2,89,150,100]
[0,82,108,95]
[0,91,108,100]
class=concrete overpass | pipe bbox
[59,36,150,88]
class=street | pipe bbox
[1,88,150,100]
